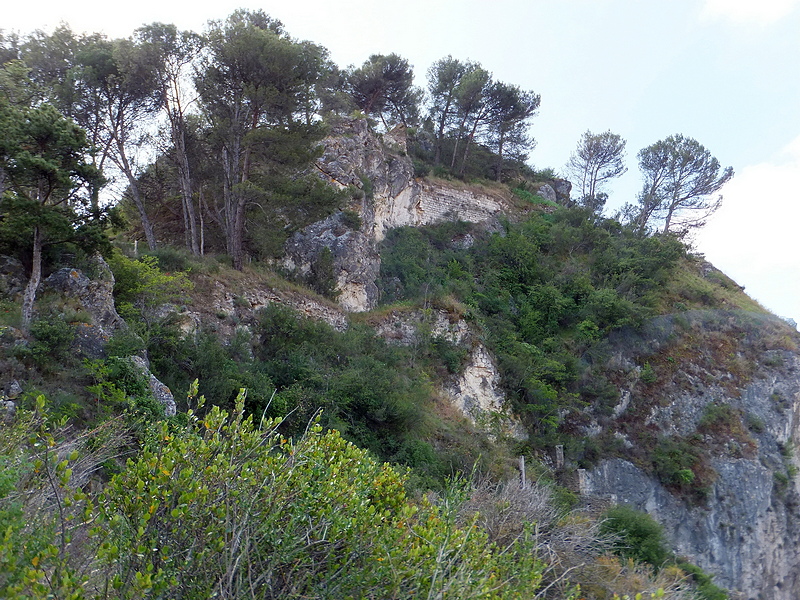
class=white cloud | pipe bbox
[700,0,800,24]
[696,134,800,322]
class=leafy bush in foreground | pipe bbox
[1,392,547,599]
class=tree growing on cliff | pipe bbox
[484,82,540,181]
[634,134,733,234]
[566,129,627,213]
[348,53,421,128]
[196,9,327,270]
[135,23,204,255]
[73,36,162,251]
[448,65,492,173]
[426,56,475,165]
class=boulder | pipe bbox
[0,256,27,299]
[130,356,176,417]
[42,256,125,358]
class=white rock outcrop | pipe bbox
[283,119,522,312]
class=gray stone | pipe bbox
[0,256,27,298]
[6,379,22,399]
[130,356,176,417]
[536,184,557,203]
[553,178,572,203]
[584,311,800,599]
[286,117,516,312]
[43,255,123,333]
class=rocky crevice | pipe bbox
[372,308,526,440]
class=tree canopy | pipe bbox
[0,101,104,327]
[566,129,627,213]
[635,134,733,234]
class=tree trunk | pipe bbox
[222,132,245,269]
[172,121,200,255]
[459,113,484,176]
[495,131,505,181]
[434,94,455,166]
[663,206,675,234]
[199,186,205,256]
[21,225,43,331]
[231,199,246,270]
[115,140,157,250]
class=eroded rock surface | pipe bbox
[41,256,125,358]
[583,311,800,600]
[130,356,177,417]
[284,118,565,312]
[373,308,526,440]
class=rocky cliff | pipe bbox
[281,120,800,599]
[5,117,798,599]
[581,309,800,600]
[0,256,177,416]
[371,307,526,440]
[283,118,570,312]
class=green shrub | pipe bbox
[428,335,468,374]
[601,505,670,568]
[87,401,547,599]
[511,187,554,206]
[359,173,374,199]
[104,328,146,358]
[412,158,431,178]
[142,245,194,272]
[675,559,729,600]
[651,436,712,502]
[640,362,657,384]
[0,299,20,327]
[108,250,193,336]
[340,208,362,230]
[27,317,75,367]
[745,413,766,434]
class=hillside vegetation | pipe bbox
[0,8,775,599]
[0,212,746,598]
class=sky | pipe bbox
[3,0,799,324]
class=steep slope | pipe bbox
[283,117,570,311]
[4,116,798,599]
[281,120,800,599]
[582,309,800,599]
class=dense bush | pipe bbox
[0,395,726,600]
[145,304,452,486]
[601,505,671,568]
[107,250,193,337]
[601,506,729,600]
[0,395,548,600]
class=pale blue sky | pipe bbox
[4,0,799,323]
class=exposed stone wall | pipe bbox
[283,118,521,312]
[583,313,800,600]
[370,180,510,242]
[158,274,349,342]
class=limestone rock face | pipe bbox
[552,179,572,203]
[283,118,523,312]
[582,311,800,599]
[534,183,557,203]
[156,271,349,345]
[283,212,380,313]
[130,356,176,417]
[41,256,125,358]
[373,308,526,439]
